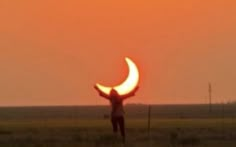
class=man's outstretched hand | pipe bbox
[94,85,102,93]
[94,85,110,99]
[130,86,139,96]
[133,86,139,93]
[94,85,98,90]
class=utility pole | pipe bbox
[148,104,151,137]
[148,104,151,147]
[209,82,212,113]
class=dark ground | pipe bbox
[0,104,235,147]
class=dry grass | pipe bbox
[0,118,235,147]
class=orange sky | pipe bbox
[0,0,236,106]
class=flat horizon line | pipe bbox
[0,102,234,108]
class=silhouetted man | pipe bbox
[94,86,139,142]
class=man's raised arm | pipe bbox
[94,85,110,100]
[120,86,139,100]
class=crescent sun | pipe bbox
[96,57,139,96]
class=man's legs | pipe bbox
[111,117,118,134]
[118,116,125,142]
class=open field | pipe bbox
[0,104,236,146]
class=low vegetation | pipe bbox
[0,118,234,146]
[0,105,235,146]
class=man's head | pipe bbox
[110,89,119,97]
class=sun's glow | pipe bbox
[96,57,139,96]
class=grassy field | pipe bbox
[0,105,236,146]
[0,118,236,146]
